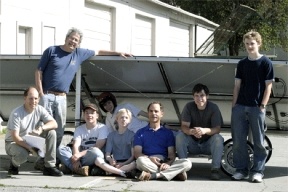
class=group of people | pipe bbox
[4,28,274,184]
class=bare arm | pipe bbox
[97,50,133,58]
[261,81,273,106]
[166,146,176,165]
[30,119,57,136]
[232,79,241,107]
[35,69,44,97]
[11,130,33,152]
[134,145,146,159]
[181,121,192,135]
[181,120,220,138]
[95,139,106,150]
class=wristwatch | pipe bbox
[260,104,266,109]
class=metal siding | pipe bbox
[169,20,189,57]
[132,14,153,56]
[82,2,112,50]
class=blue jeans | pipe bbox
[176,131,224,169]
[40,94,66,148]
[231,104,267,176]
[57,146,104,170]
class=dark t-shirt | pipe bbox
[181,101,223,142]
[37,46,95,93]
[235,56,274,106]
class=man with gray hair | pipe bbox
[35,27,132,170]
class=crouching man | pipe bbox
[5,86,63,176]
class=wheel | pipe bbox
[264,135,273,163]
[221,138,254,176]
[60,131,74,147]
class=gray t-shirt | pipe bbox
[5,105,54,142]
[105,129,134,161]
[181,101,223,142]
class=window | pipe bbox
[132,14,154,56]
[17,26,32,55]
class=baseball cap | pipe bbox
[83,103,98,112]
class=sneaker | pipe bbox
[73,166,89,176]
[251,173,263,183]
[43,167,63,176]
[210,169,221,180]
[34,158,45,171]
[59,163,72,175]
[231,172,249,180]
[8,161,19,175]
[90,166,106,176]
[138,171,151,181]
[174,171,187,181]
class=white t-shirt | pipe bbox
[105,103,148,133]
[74,122,109,150]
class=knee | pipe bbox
[180,159,192,171]
[95,157,105,166]
[47,129,57,139]
[176,131,187,145]
[214,134,224,143]
[14,148,29,165]
[90,147,104,159]
[136,156,146,165]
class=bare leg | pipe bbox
[95,157,126,177]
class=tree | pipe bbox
[160,0,288,56]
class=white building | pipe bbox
[0,0,218,57]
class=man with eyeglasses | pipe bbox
[175,83,224,180]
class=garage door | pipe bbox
[132,14,154,56]
[169,20,190,57]
[83,2,113,51]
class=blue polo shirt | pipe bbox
[133,125,175,158]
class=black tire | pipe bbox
[60,131,74,147]
[221,138,254,176]
[264,135,273,163]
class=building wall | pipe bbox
[0,0,217,56]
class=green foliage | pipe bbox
[160,0,288,55]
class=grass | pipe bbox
[0,127,7,134]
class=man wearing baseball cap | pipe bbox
[57,103,109,176]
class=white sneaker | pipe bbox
[251,173,263,183]
[231,172,249,180]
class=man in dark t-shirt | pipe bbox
[176,83,224,180]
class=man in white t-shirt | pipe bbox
[57,103,109,176]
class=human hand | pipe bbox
[28,147,39,156]
[159,163,170,171]
[149,156,162,166]
[115,162,125,168]
[194,127,204,138]
[71,153,81,163]
[30,126,43,136]
[108,158,117,166]
[119,52,133,58]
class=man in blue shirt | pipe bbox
[134,101,192,181]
